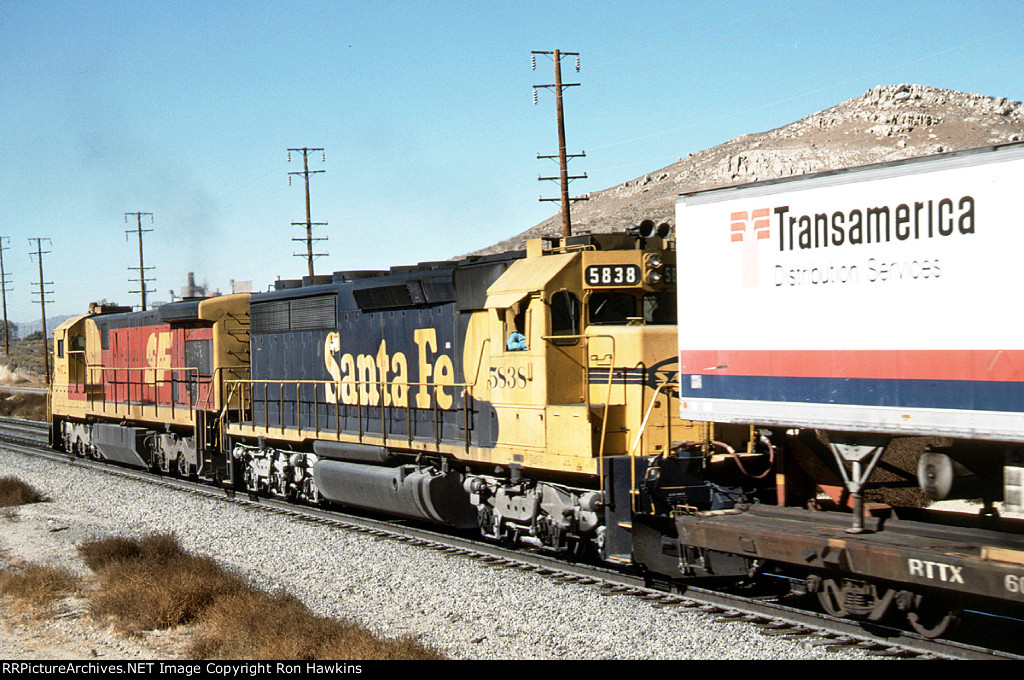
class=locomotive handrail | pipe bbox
[223,376,476,450]
[628,380,678,456]
[466,337,491,391]
[81,363,204,421]
[629,380,678,513]
[542,242,598,255]
[541,332,616,494]
[64,363,206,468]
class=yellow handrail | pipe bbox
[541,333,616,494]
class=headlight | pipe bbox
[646,255,663,269]
[646,270,662,284]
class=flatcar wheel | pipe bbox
[815,578,849,617]
[906,594,961,639]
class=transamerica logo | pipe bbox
[773,196,975,251]
[730,196,976,288]
[730,209,770,287]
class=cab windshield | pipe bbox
[586,291,676,325]
[644,291,676,325]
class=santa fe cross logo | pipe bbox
[730,209,770,287]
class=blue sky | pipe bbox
[2,0,1023,324]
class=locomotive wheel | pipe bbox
[905,594,961,638]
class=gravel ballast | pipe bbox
[0,446,881,660]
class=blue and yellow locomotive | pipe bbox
[49,227,763,559]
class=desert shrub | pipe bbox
[78,532,445,659]
[189,588,444,660]
[80,533,249,631]
[0,476,43,507]
[0,562,81,606]
[78,532,184,571]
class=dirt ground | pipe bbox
[0,490,192,660]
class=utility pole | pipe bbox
[287,147,328,277]
[124,212,155,311]
[0,237,11,356]
[29,238,53,384]
[533,49,587,238]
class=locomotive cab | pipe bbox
[471,231,699,472]
[464,230,769,559]
[49,295,251,477]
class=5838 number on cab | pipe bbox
[585,264,640,287]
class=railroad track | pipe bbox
[3,417,1020,660]
[0,416,50,446]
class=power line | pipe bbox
[587,0,793,72]
[588,0,832,91]
[288,147,328,277]
[586,0,735,58]
[28,237,53,384]
[125,212,155,311]
[533,50,588,238]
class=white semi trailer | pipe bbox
[675,142,1024,520]
[625,144,1024,638]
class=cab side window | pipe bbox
[505,306,528,351]
[550,290,579,345]
[643,292,677,325]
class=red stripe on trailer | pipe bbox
[679,349,1024,383]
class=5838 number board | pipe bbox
[585,264,641,287]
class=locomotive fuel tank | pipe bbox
[312,459,477,528]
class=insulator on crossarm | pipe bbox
[533,89,538,105]
[531,54,536,70]
[575,56,580,72]
[321,151,326,162]
[287,151,291,162]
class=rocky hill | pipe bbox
[472,84,1024,255]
